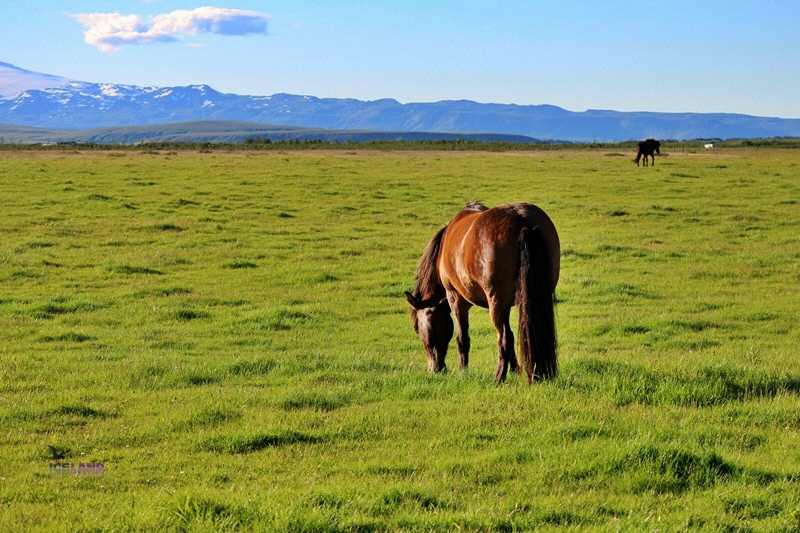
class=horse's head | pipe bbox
[404,291,453,372]
[648,138,661,154]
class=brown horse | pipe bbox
[405,201,560,384]
[633,138,661,166]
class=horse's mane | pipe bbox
[412,224,448,301]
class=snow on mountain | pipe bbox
[1,61,800,141]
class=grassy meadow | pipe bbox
[0,147,799,531]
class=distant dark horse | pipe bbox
[634,138,661,166]
[405,202,559,384]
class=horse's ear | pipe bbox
[405,291,423,310]
[436,297,450,312]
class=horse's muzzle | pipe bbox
[426,347,447,373]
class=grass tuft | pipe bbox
[109,264,164,275]
[52,404,113,419]
[228,357,276,376]
[196,430,320,454]
[279,391,350,412]
[39,332,95,343]
[151,223,184,232]
[222,260,258,269]
[617,445,737,493]
[565,359,800,407]
[163,493,254,531]
[170,309,211,321]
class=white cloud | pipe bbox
[71,6,270,52]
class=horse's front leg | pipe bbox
[448,293,472,371]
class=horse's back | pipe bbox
[438,203,559,307]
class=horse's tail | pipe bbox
[516,225,557,383]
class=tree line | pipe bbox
[1,137,799,152]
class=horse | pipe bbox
[633,138,661,166]
[404,201,560,384]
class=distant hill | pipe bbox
[0,61,73,99]
[1,61,799,142]
[0,121,542,145]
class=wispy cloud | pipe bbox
[71,6,270,52]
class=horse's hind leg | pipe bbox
[494,322,516,383]
[490,304,516,383]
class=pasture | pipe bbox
[1,147,798,531]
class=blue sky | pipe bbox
[1,1,798,117]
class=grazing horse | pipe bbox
[405,201,560,384]
[633,138,661,166]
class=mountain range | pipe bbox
[2,61,800,143]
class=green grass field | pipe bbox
[1,147,798,531]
